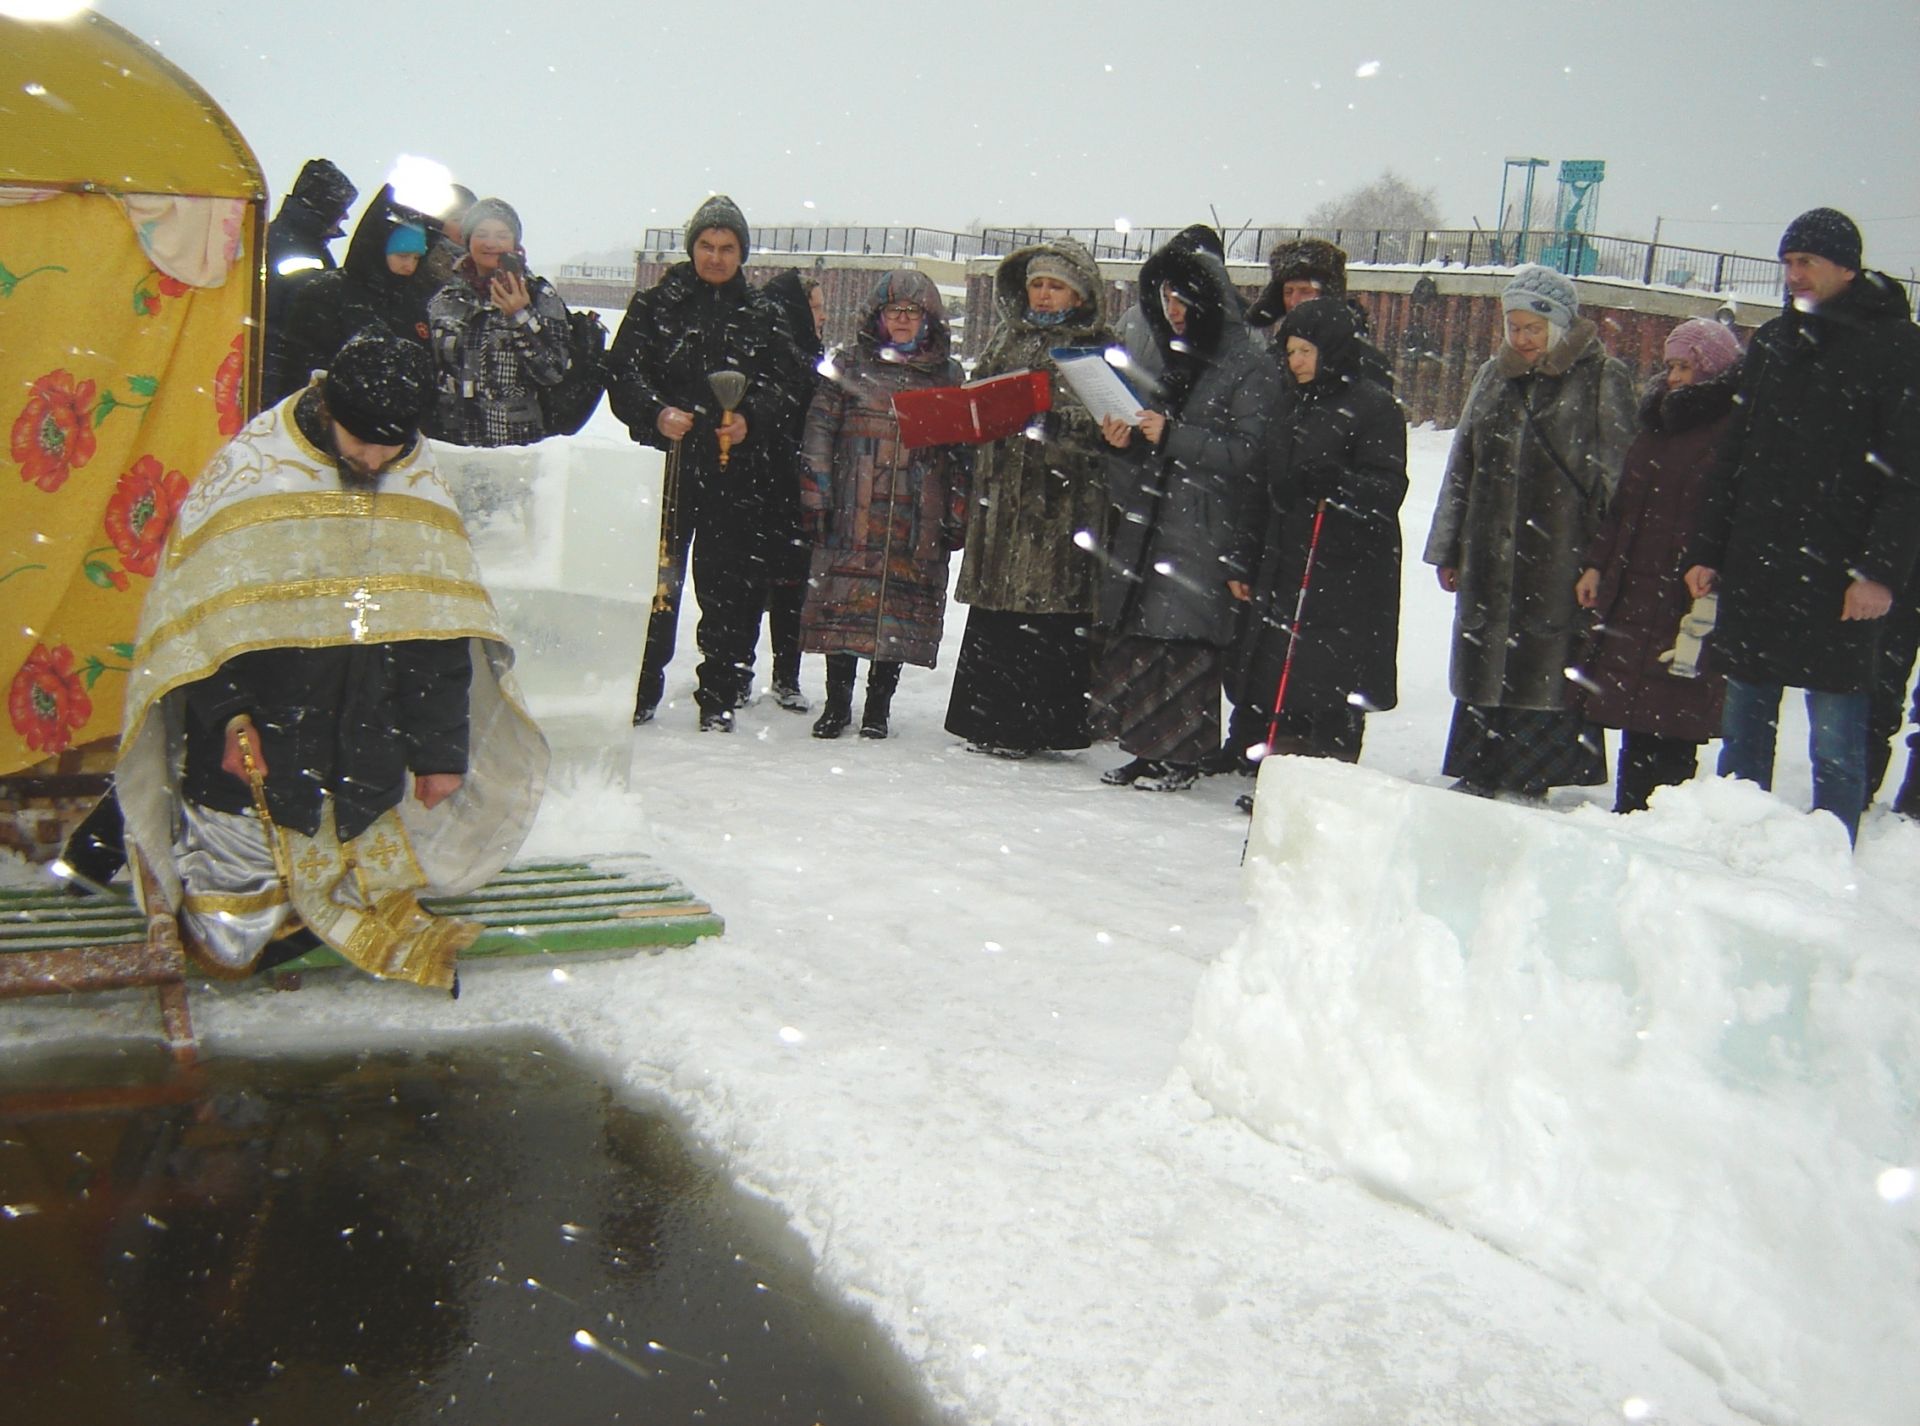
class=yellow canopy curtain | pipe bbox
[1,11,265,778]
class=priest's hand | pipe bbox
[222,715,266,784]
[414,772,464,809]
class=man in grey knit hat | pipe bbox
[606,195,810,730]
[1684,207,1920,839]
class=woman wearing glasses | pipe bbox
[799,271,969,739]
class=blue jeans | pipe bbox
[1717,678,1869,842]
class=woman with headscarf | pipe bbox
[1423,265,1635,800]
[1571,317,1742,812]
[799,270,968,740]
[945,239,1116,758]
[1229,297,1406,785]
[426,197,571,447]
[1095,240,1278,792]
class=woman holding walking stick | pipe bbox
[1229,297,1407,805]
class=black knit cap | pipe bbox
[686,194,750,259]
[1778,207,1862,271]
[323,329,436,445]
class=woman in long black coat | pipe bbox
[1231,297,1407,771]
[1097,244,1277,792]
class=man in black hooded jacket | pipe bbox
[264,159,358,403]
[267,185,435,406]
[606,195,806,730]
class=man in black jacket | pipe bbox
[264,159,357,402]
[607,195,804,730]
[1685,207,1920,842]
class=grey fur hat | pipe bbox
[1501,264,1579,326]
[686,194,750,259]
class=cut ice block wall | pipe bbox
[1185,757,1919,1426]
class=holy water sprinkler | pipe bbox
[708,370,748,469]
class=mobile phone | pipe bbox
[495,252,525,279]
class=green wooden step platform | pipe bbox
[0,858,723,1053]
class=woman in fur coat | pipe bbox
[1423,265,1635,800]
[945,239,1116,757]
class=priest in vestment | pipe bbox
[117,330,548,992]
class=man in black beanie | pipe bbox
[607,194,809,730]
[1684,207,1920,841]
[111,327,548,989]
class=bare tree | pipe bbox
[1304,170,1444,232]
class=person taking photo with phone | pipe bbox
[426,196,571,447]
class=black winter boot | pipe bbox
[860,661,901,739]
[812,655,856,739]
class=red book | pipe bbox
[891,369,1052,448]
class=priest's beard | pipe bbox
[336,456,388,492]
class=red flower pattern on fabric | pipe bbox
[8,643,93,754]
[104,456,190,577]
[214,332,246,436]
[11,369,98,492]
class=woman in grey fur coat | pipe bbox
[1423,265,1634,799]
[945,239,1116,757]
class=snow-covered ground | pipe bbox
[6,391,1916,1426]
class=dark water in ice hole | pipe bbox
[0,1038,947,1425]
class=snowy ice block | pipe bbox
[434,439,659,724]
[1188,757,1919,1426]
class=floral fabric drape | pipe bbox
[2,189,250,775]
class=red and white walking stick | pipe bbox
[1262,498,1329,754]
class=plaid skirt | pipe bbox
[1096,635,1221,766]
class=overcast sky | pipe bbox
[91,0,1920,274]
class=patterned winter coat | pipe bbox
[1424,320,1635,709]
[1687,272,1920,692]
[426,255,571,447]
[1101,246,1277,646]
[799,272,967,667]
[1572,370,1736,740]
[954,239,1116,615]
